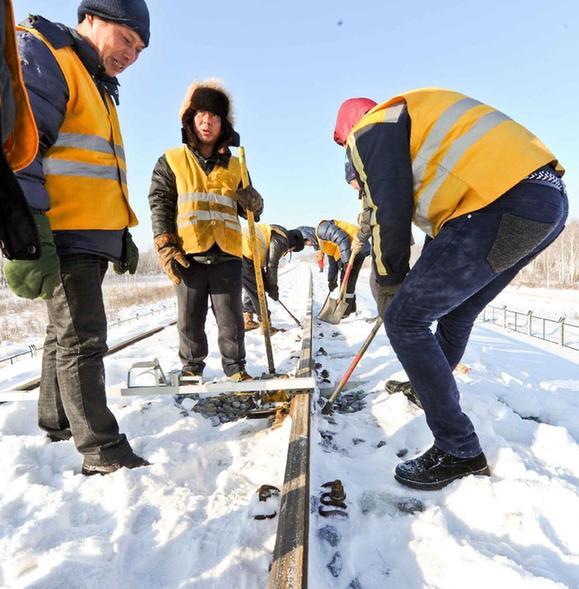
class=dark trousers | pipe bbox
[241,257,266,319]
[384,179,568,457]
[39,254,131,466]
[176,259,245,377]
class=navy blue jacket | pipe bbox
[16,16,124,260]
[316,220,370,285]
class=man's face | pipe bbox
[83,15,145,76]
[194,111,222,147]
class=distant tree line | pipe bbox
[511,219,578,288]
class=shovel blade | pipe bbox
[318,296,339,323]
[319,298,349,324]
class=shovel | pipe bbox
[321,317,383,415]
[318,250,356,324]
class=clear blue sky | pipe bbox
[17,0,579,250]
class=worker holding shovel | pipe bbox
[300,220,369,321]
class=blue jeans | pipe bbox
[384,177,569,457]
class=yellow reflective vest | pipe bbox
[165,145,243,257]
[242,223,272,266]
[316,219,358,261]
[19,26,137,231]
[3,1,38,171]
[349,88,563,237]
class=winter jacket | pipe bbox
[345,88,563,285]
[296,225,318,250]
[16,16,126,261]
[316,219,370,286]
[149,148,260,262]
[0,0,39,260]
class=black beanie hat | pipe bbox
[78,0,150,47]
[287,229,305,253]
[188,87,230,120]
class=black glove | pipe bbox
[267,283,279,301]
[236,185,263,213]
[113,231,139,275]
[328,277,338,292]
[370,279,401,318]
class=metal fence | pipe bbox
[480,305,579,351]
[0,302,176,366]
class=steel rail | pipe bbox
[5,321,177,393]
[269,265,313,589]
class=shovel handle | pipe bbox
[322,317,383,414]
[337,250,357,303]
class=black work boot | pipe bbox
[394,445,490,491]
[385,380,423,409]
[82,451,150,476]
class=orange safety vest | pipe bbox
[19,26,137,230]
[349,87,563,238]
[242,223,273,266]
[316,219,358,261]
[3,1,38,170]
[165,145,243,257]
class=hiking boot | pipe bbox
[82,452,150,477]
[229,370,254,383]
[243,312,260,331]
[385,379,423,409]
[394,445,490,491]
[180,368,203,384]
[260,323,282,335]
[46,429,72,442]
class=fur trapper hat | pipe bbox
[287,229,305,253]
[179,79,234,126]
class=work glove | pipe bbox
[266,282,279,301]
[4,212,60,300]
[154,233,189,285]
[351,236,365,256]
[370,279,401,318]
[328,277,338,292]
[113,231,139,275]
[237,185,263,214]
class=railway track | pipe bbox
[1,264,317,589]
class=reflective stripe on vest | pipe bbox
[165,145,243,257]
[413,105,510,232]
[20,26,136,231]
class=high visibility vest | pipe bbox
[3,1,38,170]
[316,219,358,261]
[242,223,272,266]
[19,26,137,230]
[165,145,243,257]
[348,88,563,237]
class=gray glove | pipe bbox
[237,185,263,214]
[370,279,401,318]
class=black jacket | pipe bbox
[149,148,261,261]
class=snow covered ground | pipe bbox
[1,263,578,588]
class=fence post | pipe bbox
[514,311,518,332]
[503,306,507,329]
[559,316,565,347]
[528,311,533,337]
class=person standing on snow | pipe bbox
[0,0,40,261]
[4,0,150,475]
[334,88,568,490]
[149,79,263,383]
[241,224,304,331]
[299,220,370,318]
